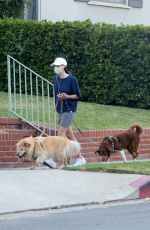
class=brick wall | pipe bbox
[0,118,150,168]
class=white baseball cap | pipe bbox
[51,57,67,66]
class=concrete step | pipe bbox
[0,156,18,163]
[0,129,36,141]
[0,118,22,129]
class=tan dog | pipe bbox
[16,136,80,169]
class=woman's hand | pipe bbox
[57,93,68,100]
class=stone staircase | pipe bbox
[0,118,36,168]
[0,117,150,168]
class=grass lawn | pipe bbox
[64,161,150,175]
[0,91,150,130]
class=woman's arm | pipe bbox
[57,93,79,100]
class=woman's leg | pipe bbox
[58,112,75,139]
[57,126,68,137]
[58,125,82,159]
[66,126,76,140]
[59,113,86,163]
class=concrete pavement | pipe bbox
[0,168,150,215]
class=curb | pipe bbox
[0,197,143,217]
[130,176,150,199]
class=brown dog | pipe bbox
[16,136,81,169]
[95,125,143,162]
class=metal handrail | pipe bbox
[7,55,56,136]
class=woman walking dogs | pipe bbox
[44,57,86,167]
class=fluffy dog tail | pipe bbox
[66,140,81,158]
[128,125,143,135]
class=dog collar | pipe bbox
[107,136,118,153]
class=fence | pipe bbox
[7,55,56,135]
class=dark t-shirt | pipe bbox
[54,75,81,113]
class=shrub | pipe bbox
[0,18,149,108]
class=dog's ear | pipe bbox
[35,140,47,154]
[23,141,31,148]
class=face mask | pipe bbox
[54,66,64,75]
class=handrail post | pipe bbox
[7,55,12,117]
[7,55,56,136]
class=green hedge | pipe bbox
[0,0,25,18]
[0,18,150,109]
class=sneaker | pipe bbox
[72,157,86,167]
[43,159,57,169]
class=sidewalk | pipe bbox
[0,168,150,215]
